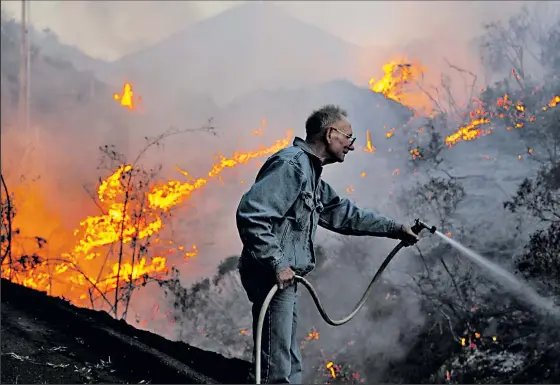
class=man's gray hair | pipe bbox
[305,104,348,141]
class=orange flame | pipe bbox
[326,361,336,379]
[364,130,376,153]
[542,95,560,111]
[2,129,294,306]
[369,59,433,114]
[306,327,320,341]
[113,83,137,110]
[445,94,558,147]
[444,118,491,147]
[385,127,395,138]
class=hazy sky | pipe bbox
[2,0,529,61]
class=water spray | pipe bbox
[254,220,560,383]
[254,219,436,384]
[434,230,560,319]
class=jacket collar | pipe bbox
[293,137,322,164]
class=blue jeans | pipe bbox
[240,265,303,384]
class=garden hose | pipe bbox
[254,219,435,384]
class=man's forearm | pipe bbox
[319,202,396,236]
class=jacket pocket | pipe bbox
[294,191,314,230]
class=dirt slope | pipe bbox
[0,278,251,384]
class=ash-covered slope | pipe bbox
[0,278,250,384]
[109,2,367,105]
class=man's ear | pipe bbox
[325,127,333,144]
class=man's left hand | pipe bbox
[394,223,419,246]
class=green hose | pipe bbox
[254,241,407,384]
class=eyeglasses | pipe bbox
[330,127,356,146]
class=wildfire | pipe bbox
[113,83,140,110]
[444,93,559,147]
[2,130,294,306]
[444,117,491,147]
[368,59,558,149]
[369,59,433,114]
[364,130,376,153]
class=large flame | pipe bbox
[369,59,433,115]
[2,129,294,306]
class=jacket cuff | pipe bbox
[390,221,402,234]
[271,255,290,275]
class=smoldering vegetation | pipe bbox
[1,1,560,384]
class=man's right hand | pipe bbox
[276,267,296,290]
[393,223,420,246]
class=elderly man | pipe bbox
[236,105,418,384]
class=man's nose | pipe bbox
[348,143,355,151]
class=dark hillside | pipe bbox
[1,278,250,384]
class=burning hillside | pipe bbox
[369,59,433,115]
[444,93,560,147]
[1,119,294,314]
[3,2,560,383]
[4,60,557,319]
[367,57,559,152]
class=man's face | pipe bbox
[325,118,355,163]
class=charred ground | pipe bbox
[0,278,250,384]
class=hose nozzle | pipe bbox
[411,219,436,235]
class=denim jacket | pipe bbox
[236,137,396,277]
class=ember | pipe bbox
[385,127,395,138]
[306,327,320,341]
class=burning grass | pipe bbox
[1,124,293,318]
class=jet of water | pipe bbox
[434,230,560,319]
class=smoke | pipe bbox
[1,1,237,61]
[279,1,524,46]
[4,1,530,62]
